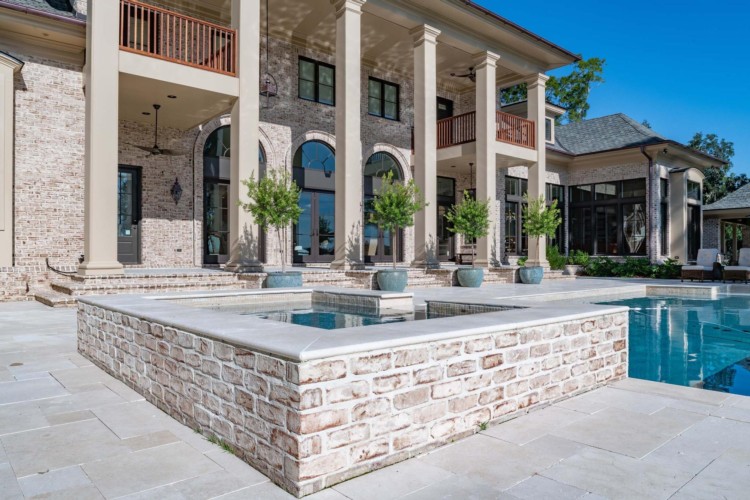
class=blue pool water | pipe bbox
[598,296,750,395]
[250,306,427,330]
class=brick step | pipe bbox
[51,279,252,296]
[33,290,78,308]
[69,272,248,285]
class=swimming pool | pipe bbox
[598,295,750,396]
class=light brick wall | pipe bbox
[78,302,627,497]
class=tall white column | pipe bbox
[474,51,500,267]
[78,0,123,276]
[0,54,23,267]
[330,0,365,270]
[525,73,549,268]
[226,0,262,272]
[411,25,440,268]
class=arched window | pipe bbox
[364,152,402,180]
[293,140,335,174]
[203,125,231,158]
[363,152,403,263]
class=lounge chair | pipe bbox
[723,248,750,284]
[681,248,720,282]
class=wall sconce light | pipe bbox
[171,177,183,205]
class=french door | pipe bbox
[294,191,335,263]
[117,166,141,264]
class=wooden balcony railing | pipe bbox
[119,0,237,76]
[435,111,536,150]
[496,111,535,149]
[437,111,476,149]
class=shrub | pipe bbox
[546,245,567,271]
[585,256,681,279]
[517,256,527,266]
[568,250,590,267]
[585,256,619,277]
[654,258,682,279]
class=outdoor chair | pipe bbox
[681,248,720,282]
[723,248,750,284]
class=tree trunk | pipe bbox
[392,228,398,270]
[278,227,285,274]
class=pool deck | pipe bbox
[2,281,750,499]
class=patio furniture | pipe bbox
[723,248,750,284]
[681,248,720,282]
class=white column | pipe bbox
[330,0,365,270]
[411,25,440,268]
[474,51,500,267]
[225,0,262,272]
[525,73,549,268]
[0,54,23,267]
[78,0,123,276]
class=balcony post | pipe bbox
[525,73,550,268]
[78,0,124,276]
[331,0,366,270]
[474,51,500,267]
[226,0,262,272]
[411,25,441,268]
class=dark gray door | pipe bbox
[118,167,141,264]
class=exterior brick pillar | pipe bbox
[0,53,23,267]
[525,73,549,268]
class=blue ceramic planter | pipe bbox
[377,269,408,292]
[265,271,303,288]
[519,266,544,284]
[456,267,484,288]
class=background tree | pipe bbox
[499,57,605,123]
[687,132,748,204]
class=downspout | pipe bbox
[640,146,657,262]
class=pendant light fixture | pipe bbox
[259,0,278,107]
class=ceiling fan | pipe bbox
[132,104,186,156]
[450,67,476,83]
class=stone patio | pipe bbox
[1,293,750,499]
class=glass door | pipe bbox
[204,181,229,264]
[294,191,335,263]
[437,177,455,261]
[117,166,141,264]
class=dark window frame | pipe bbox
[503,178,565,256]
[660,178,669,256]
[368,77,400,121]
[298,56,335,106]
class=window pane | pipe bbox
[299,80,315,100]
[546,184,564,203]
[570,185,592,203]
[368,97,382,116]
[384,102,398,120]
[505,178,518,196]
[299,60,315,81]
[520,179,528,196]
[318,65,334,86]
[505,202,518,255]
[369,80,381,98]
[622,203,647,255]
[660,202,668,254]
[545,118,553,141]
[595,182,618,200]
[437,177,454,198]
[569,206,592,253]
[384,84,397,102]
[622,178,646,199]
[596,205,618,254]
[660,178,668,199]
[687,181,701,201]
[318,85,334,105]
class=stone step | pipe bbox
[69,272,246,285]
[51,279,252,297]
[33,290,78,308]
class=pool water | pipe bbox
[598,296,750,396]
[249,306,427,330]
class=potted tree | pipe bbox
[240,169,304,288]
[520,194,562,284]
[445,191,491,287]
[369,171,426,292]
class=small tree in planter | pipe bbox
[240,170,303,287]
[521,194,562,284]
[445,191,491,287]
[369,171,426,292]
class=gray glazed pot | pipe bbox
[456,267,484,288]
[519,266,544,284]
[265,271,303,288]
[377,269,408,292]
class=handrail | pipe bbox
[437,111,476,149]
[119,0,237,76]
[496,110,535,149]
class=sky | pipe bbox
[474,0,750,175]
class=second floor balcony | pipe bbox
[436,110,536,150]
[119,0,237,76]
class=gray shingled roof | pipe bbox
[552,113,669,155]
[2,0,76,18]
[704,183,750,212]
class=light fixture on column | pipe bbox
[259,0,278,107]
[171,177,183,205]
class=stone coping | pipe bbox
[78,288,628,363]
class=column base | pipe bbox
[225,260,264,273]
[330,259,365,271]
[77,261,124,276]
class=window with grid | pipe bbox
[299,57,335,105]
[368,78,399,121]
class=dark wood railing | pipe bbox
[496,111,535,149]
[119,0,237,76]
[437,111,476,149]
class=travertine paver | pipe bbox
[1,300,750,499]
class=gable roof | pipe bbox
[704,183,750,212]
[0,0,76,17]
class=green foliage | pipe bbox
[687,132,749,204]
[546,245,567,271]
[370,171,426,268]
[445,191,491,268]
[522,196,562,240]
[240,169,303,273]
[499,57,606,123]
[207,434,235,454]
[517,256,528,266]
[585,256,681,279]
[568,250,590,266]
[478,421,489,431]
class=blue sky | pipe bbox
[475,0,750,175]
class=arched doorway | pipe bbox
[363,152,403,263]
[202,125,266,264]
[292,141,336,263]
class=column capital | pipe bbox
[524,73,550,88]
[410,24,441,46]
[472,51,500,69]
[331,0,365,16]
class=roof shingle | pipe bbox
[703,183,750,212]
[552,113,668,155]
[1,0,76,18]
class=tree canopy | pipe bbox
[687,132,748,204]
[499,57,605,123]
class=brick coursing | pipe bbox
[78,302,627,497]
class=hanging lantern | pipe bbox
[171,177,183,205]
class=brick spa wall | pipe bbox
[78,302,628,497]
